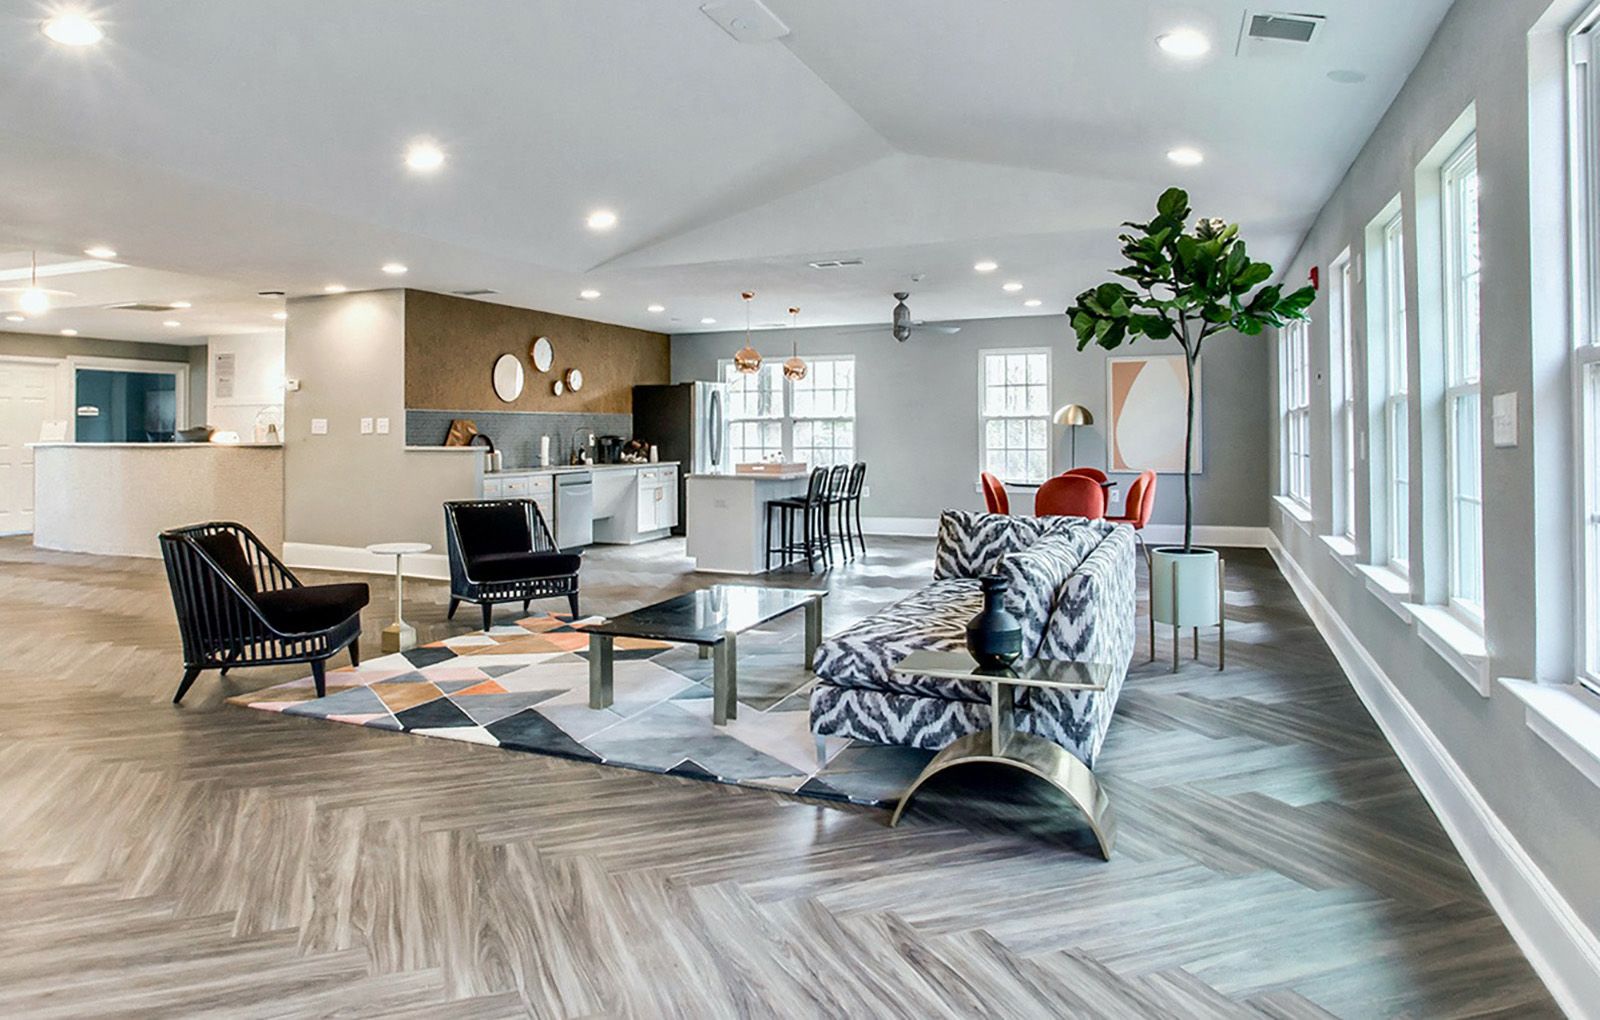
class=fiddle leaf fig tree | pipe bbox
[1066,187,1315,551]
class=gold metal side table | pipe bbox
[888,651,1118,859]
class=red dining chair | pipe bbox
[1034,474,1105,519]
[1107,470,1157,553]
[980,472,1010,515]
[1063,467,1109,485]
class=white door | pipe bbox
[0,358,67,535]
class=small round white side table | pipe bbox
[366,542,432,653]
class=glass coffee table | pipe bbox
[582,585,826,726]
[889,650,1119,859]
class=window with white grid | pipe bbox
[790,357,856,467]
[1331,251,1357,539]
[721,362,784,464]
[980,349,1051,486]
[719,357,855,468]
[1569,10,1600,690]
[1442,136,1483,623]
[1280,319,1312,506]
[1380,210,1411,573]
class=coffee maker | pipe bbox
[595,435,626,464]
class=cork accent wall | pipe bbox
[403,289,670,414]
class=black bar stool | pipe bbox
[766,467,830,571]
[841,462,867,557]
[823,464,850,563]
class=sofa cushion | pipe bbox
[468,550,581,583]
[254,582,369,634]
[453,503,532,560]
[195,529,257,594]
[997,521,1110,654]
[932,509,1092,580]
[811,578,993,702]
[1037,523,1138,667]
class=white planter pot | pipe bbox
[1149,547,1220,627]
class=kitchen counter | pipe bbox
[684,472,810,573]
[486,460,677,476]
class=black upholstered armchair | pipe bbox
[159,522,368,704]
[444,499,582,630]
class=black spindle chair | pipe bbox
[160,522,368,704]
[444,499,583,631]
[842,462,868,557]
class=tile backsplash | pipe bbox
[406,409,633,468]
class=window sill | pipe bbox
[1406,603,1490,696]
[1499,678,1600,789]
[1273,495,1313,532]
[1318,534,1360,577]
[1356,563,1413,623]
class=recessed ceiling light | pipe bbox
[647,303,665,313]
[579,289,601,300]
[586,209,618,231]
[381,262,408,275]
[271,311,288,321]
[5,315,24,323]
[169,300,191,309]
[163,320,181,327]
[1002,281,1024,293]
[404,140,445,172]
[41,13,103,47]
[59,328,78,336]
[1167,147,1205,167]
[1157,28,1210,59]
[700,317,716,325]
[84,245,117,259]
[974,260,998,273]
[1024,299,1043,308]
[324,284,348,294]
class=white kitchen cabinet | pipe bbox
[480,472,556,531]
[589,464,677,544]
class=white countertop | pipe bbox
[29,442,282,449]
[688,471,810,481]
[484,461,678,476]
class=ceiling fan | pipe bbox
[840,291,962,342]
[0,251,76,316]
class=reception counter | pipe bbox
[685,471,809,574]
[31,443,285,558]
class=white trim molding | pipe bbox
[1268,532,1600,1019]
[861,518,1273,547]
[1407,603,1491,696]
[283,541,450,581]
[1501,677,1600,790]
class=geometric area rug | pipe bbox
[230,611,932,808]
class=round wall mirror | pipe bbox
[492,353,525,402]
[565,367,584,392]
[552,380,565,396]
[530,336,554,373]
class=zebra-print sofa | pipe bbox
[810,509,1136,769]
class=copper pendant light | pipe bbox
[782,306,807,381]
[732,290,762,374]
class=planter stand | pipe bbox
[1147,548,1225,672]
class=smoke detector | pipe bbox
[1237,11,1324,56]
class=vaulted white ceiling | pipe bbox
[0,0,1455,339]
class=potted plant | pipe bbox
[1065,188,1314,652]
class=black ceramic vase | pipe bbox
[965,574,1022,667]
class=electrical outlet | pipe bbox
[311,418,328,435]
[360,417,374,435]
[375,417,390,435]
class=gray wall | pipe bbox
[673,314,1271,528]
[1268,0,1600,945]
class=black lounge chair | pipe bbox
[444,499,582,631]
[159,522,367,704]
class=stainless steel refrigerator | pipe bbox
[631,382,727,535]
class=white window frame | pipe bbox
[790,356,856,468]
[979,347,1052,487]
[1568,10,1600,691]
[1441,136,1483,626]
[1379,209,1411,575]
[718,356,856,468]
[66,355,191,440]
[1330,250,1357,540]
[1280,319,1312,507]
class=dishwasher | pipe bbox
[554,471,594,549]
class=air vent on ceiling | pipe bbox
[808,258,864,270]
[452,288,499,297]
[104,302,179,312]
[1238,10,1324,56]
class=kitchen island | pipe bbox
[685,471,809,574]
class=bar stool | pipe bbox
[837,462,867,558]
[765,467,831,572]
[823,464,850,563]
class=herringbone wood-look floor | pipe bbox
[0,535,1558,1019]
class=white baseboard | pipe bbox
[861,516,941,537]
[283,541,451,581]
[860,518,1272,547]
[1266,532,1600,1020]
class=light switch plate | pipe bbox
[311,418,328,435]
[375,417,390,435]
[360,417,374,435]
[1492,392,1518,448]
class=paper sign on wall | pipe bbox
[214,351,236,399]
